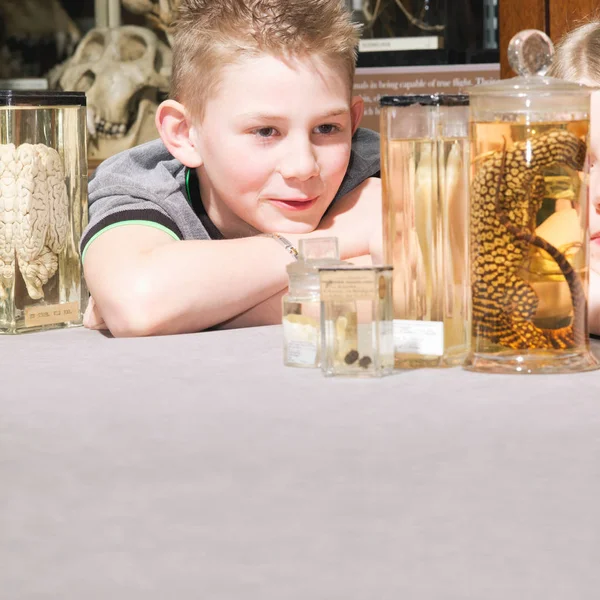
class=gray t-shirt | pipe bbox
[81,127,380,258]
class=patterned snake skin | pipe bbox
[471,129,587,350]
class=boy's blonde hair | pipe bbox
[549,20,600,84]
[170,0,361,120]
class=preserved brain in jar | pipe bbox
[0,143,69,300]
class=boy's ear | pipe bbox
[155,99,203,168]
[350,95,365,135]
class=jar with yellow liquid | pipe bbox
[465,29,599,373]
[380,94,470,368]
[0,90,89,334]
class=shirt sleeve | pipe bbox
[80,191,183,262]
[80,143,185,261]
[334,127,381,201]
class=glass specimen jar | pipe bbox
[380,93,470,368]
[319,265,394,377]
[282,237,342,368]
[0,90,89,334]
[438,95,471,366]
[465,29,599,373]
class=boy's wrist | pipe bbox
[258,233,299,260]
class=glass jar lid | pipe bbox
[286,237,344,279]
[467,30,592,122]
[380,95,441,107]
[380,94,468,107]
[0,90,86,107]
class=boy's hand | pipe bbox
[303,176,383,262]
[83,296,108,331]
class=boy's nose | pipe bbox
[278,139,320,181]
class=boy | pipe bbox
[82,0,382,337]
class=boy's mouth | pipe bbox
[269,197,318,211]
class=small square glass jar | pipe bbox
[0,90,89,334]
[319,265,394,377]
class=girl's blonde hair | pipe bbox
[170,0,361,121]
[549,20,600,84]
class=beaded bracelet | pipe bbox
[259,233,299,260]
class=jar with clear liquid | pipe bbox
[282,237,343,367]
[380,93,470,368]
[465,30,599,373]
[0,90,89,334]
[319,265,394,378]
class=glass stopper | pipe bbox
[507,29,554,77]
[298,237,339,260]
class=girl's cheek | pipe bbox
[590,169,600,213]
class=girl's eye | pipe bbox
[254,127,277,138]
[315,124,340,135]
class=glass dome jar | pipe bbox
[464,29,599,373]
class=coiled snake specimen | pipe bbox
[471,129,587,350]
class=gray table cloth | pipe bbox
[1,325,600,599]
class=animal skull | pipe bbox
[122,0,180,43]
[122,0,157,12]
[57,26,171,162]
[0,0,81,78]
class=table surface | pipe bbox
[2,325,600,599]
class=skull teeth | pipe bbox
[93,117,128,138]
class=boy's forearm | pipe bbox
[217,288,287,329]
[134,224,370,335]
[95,234,296,336]
[217,256,373,330]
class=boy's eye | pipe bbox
[254,127,278,138]
[314,124,340,135]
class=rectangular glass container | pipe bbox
[437,96,471,366]
[319,265,394,377]
[380,94,470,368]
[0,90,89,333]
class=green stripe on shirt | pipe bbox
[81,220,181,263]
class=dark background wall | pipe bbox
[499,0,600,78]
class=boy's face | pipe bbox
[190,53,362,237]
